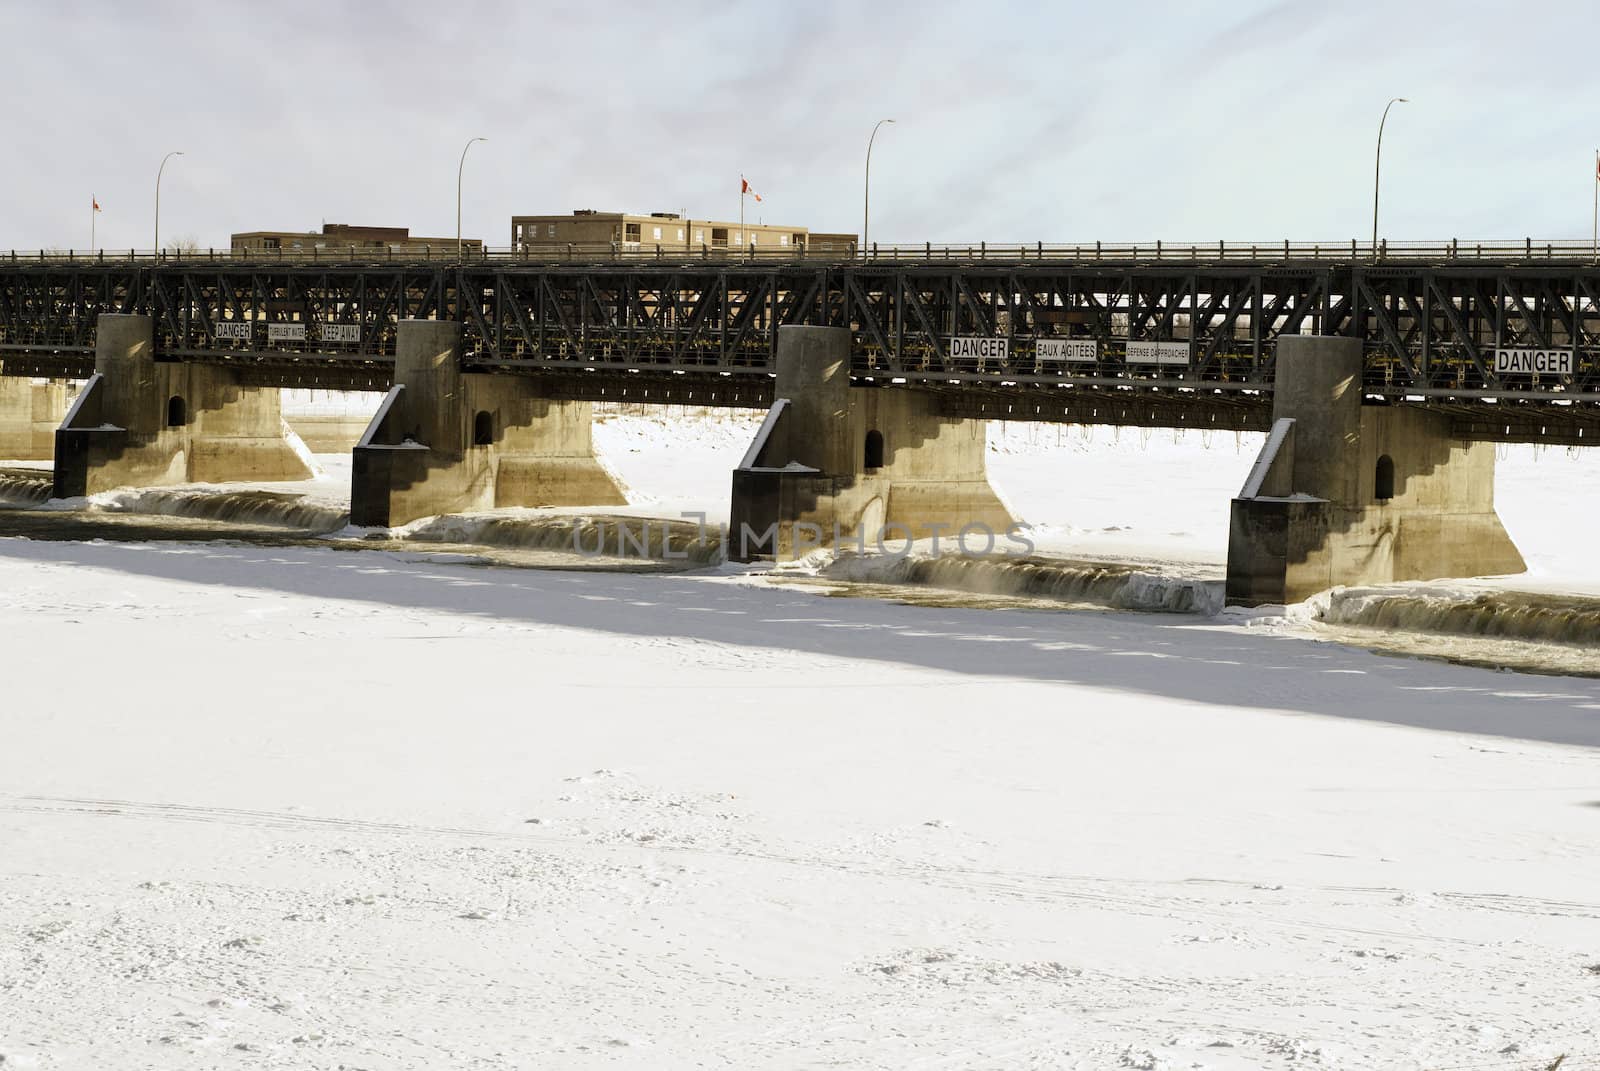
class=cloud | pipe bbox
[4,0,1599,251]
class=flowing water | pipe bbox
[93,488,350,532]
[0,479,720,573]
[396,513,724,566]
[807,550,1223,614]
[1292,586,1600,678]
[1311,586,1600,646]
[0,468,51,505]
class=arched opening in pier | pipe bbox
[864,429,884,471]
[166,395,187,428]
[1374,454,1395,502]
[473,410,494,446]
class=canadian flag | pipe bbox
[92,196,101,213]
[740,177,762,203]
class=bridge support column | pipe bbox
[0,378,69,461]
[1225,335,1524,606]
[349,320,627,528]
[52,314,314,498]
[729,325,1015,561]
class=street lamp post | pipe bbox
[863,118,895,258]
[457,137,487,260]
[1372,98,1408,257]
[154,150,184,256]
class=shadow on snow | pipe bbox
[3,537,1597,749]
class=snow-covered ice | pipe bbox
[1,410,1599,1069]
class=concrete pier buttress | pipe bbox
[1226,335,1525,606]
[0,378,69,460]
[729,325,1015,561]
[349,319,627,527]
[52,314,314,498]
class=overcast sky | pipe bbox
[6,0,1599,251]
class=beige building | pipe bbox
[231,223,484,254]
[510,210,856,255]
[807,231,862,255]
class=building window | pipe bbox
[864,430,884,470]
[779,234,788,246]
[711,227,728,247]
[547,224,556,238]
[695,229,705,243]
[791,233,804,248]
[473,410,494,446]
[1375,455,1395,501]
[166,396,187,428]
[263,237,280,249]
[652,226,662,241]
[624,223,642,242]
[677,228,684,241]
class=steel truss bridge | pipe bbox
[4,248,1600,444]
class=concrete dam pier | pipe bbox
[729,325,1015,561]
[349,320,626,528]
[1226,336,1524,606]
[52,314,313,499]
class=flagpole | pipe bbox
[739,175,745,262]
[91,198,95,253]
[1592,150,1597,262]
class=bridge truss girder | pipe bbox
[4,259,1600,442]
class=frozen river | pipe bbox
[1,413,1598,1069]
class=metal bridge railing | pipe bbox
[7,238,1600,267]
